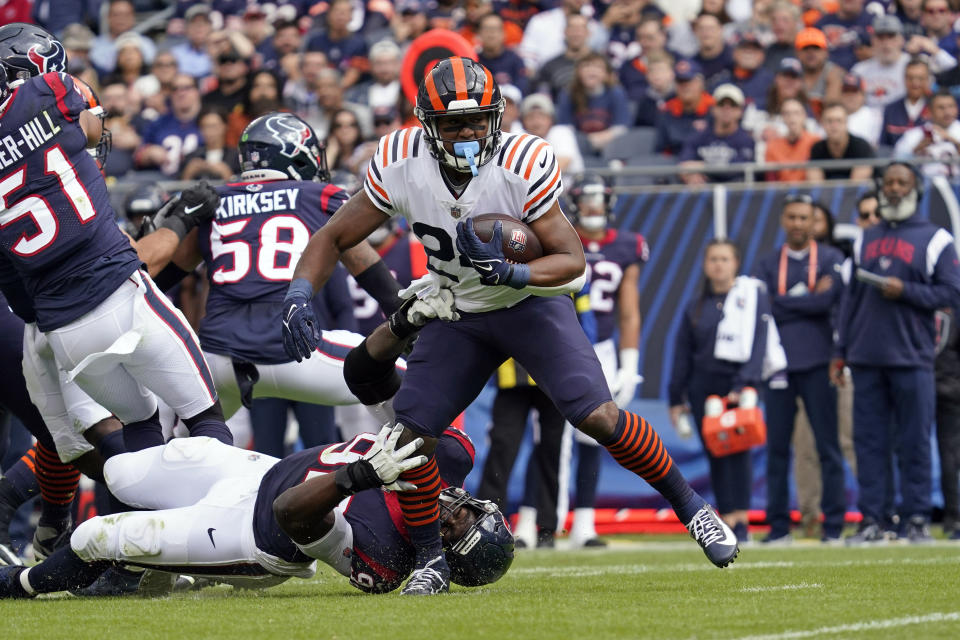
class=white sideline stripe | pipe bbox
[735,612,960,640]
[508,555,960,579]
[739,582,822,593]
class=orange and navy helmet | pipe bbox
[414,57,504,173]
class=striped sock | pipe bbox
[396,456,443,567]
[603,410,702,523]
[35,442,80,524]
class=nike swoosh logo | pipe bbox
[207,527,217,548]
[184,203,204,214]
[539,154,547,168]
[475,263,493,272]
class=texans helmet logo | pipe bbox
[264,115,312,159]
[26,41,65,75]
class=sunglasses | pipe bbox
[858,211,879,220]
[219,56,244,64]
[784,194,813,205]
[334,121,359,129]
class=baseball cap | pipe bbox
[712,83,745,107]
[872,15,903,36]
[674,59,703,82]
[185,4,212,21]
[735,32,763,49]
[842,72,864,92]
[62,23,94,51]
[500,83,522,105]
[520,93,555,117]
[778,57,802,76]
[795,27,827,50]
[373,105,400,125]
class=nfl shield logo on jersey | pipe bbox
[449,205,463,219]
[508,229,527,253]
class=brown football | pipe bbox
[470,213,543,263]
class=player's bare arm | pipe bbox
[293,190,391,292]
[274,425,426,545]
[526,201,587,286]
[78,110,102,148]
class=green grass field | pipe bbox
[4,538,960,640]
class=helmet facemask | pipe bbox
[416,100,504,175]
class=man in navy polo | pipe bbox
[678,84,755,183]
[755,195,846,544]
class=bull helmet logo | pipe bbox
[26,41,65,75]
[264,115,312,159]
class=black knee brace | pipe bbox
[343,341,401,405]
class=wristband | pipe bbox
[158,214,189,241]
[387,296,419,340]
[334,460,382,496]
[286,277,314,302]
[506,263,531,290]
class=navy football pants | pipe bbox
[393,295,611,439]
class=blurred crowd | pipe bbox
[13,0,960,190]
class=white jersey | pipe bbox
[363,128,563,313]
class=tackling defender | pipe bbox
[0,317,513,598]
[283,57,738,595]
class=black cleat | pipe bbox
[71,566,143,597]
[401,556,450,595]
[32,519,72,561]
[0,565,32,599]
[686,504,739,568]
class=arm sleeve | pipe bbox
[521,142,562,223]
[668,308,694,406]
[900,231,960,311]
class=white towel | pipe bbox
[714,276,758,364]
[762,315,788,380]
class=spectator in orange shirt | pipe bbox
[461,0,524,49]
[766,98,822,181]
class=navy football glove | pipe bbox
[281,278,320,362]
[455,218,530,289]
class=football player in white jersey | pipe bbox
[282,57,739,595]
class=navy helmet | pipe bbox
[567,173,616,231]
[440,487,514,587]
[0,23,66,82]
[414,57,504,173]
[239,112,329,182]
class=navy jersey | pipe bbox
[839,218,960,368]
[197,179,348,364]
[348,233,427,336]
[0,73,140,332]
[252,428,475,593]
[580,229,649,343]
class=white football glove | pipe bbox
[398,273,460,325]
[611,348,643,408]
[363,424,427,491]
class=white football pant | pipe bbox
[45,270,218,424]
